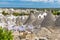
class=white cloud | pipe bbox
[40,0,48,2]
[21,0,60,3]
[31,0,40,2]
[0,2,9,4]
[32,0,49,2]
[20,0,31,1]
[31,0,54,3]
[49,0,54,2]
[21,0,55,2]
[57,0,60,2]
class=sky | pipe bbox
[0,0,60,8]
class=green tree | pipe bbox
[13,12,20,16]
[52,10,60,15]
[2,11,9,16]
[0,27,13,40]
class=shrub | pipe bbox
[52,10,60,15]
[2,11,9,16]
[13,12,29,16]
[0,27,13,40]
[13,12,20,16]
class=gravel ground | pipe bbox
[12,26,60,40]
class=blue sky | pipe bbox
[0,0,60,8]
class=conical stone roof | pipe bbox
[16,17,22,26]
[55,15,60,27]
[32,18,44,26]
[24,13,36,25]
[41,11,55,27]
[32,12,44,26]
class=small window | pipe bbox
[26,39,29,40]
[44,15,46,17]
[35,39,37,40]
[39,39,45,40]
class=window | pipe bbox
[39,39,45,40]
[35,39,37,40]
